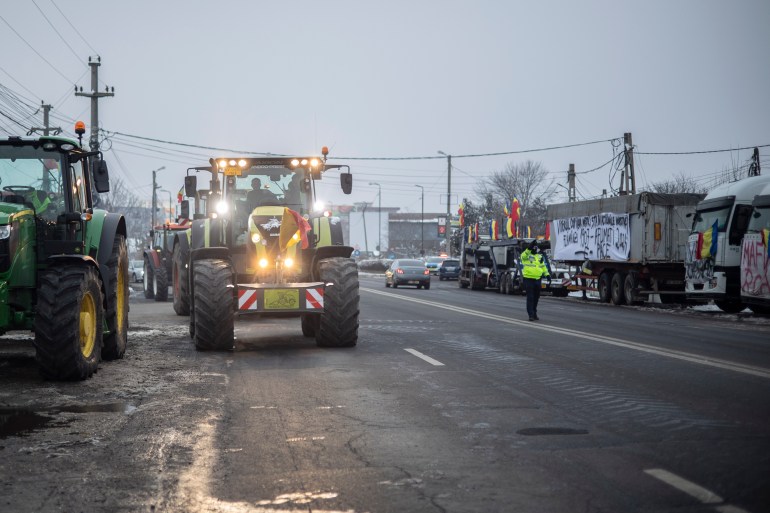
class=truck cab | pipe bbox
[685,174,770,312]
[740,183,770,314]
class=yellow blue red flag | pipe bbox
[699,219,718,259]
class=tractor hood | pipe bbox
[248,205,287,252]
[0,203,31,222]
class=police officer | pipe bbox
[521,240,550,321]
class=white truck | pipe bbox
[739,182,770,314]
[547,192,704,305]
[685,174,770,312]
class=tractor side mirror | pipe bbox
[92,159,110,193]
[185,175,197,197]
[340,173,353,194]
[180,200,190,219]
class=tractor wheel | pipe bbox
[301,314,319,337]
[611,272,627,305]
[34,266,103,380]
[143,259,154,299]
[172,245,190,315]
[315,257,359,348]
[102,235,129,360]
[192,259,234,351]
[154,264,169,301]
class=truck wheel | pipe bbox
[316,258,359,348]
[154,264,169,302]
[143,259,155,299]
[192,259,234,351]
[301,314,319,337]
[611,272,627,305]
[34,266,103,380]
[598,272,612,303]
[172,244,190,315]
[714,300,745,314]
[624,273,642,306]
[102,235,129,360]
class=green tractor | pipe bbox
[0,129,128,380]
[172,149,358,350]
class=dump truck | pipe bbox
[171,150,358,350]
[0,128,128,380]
[547,192,704,305]
[685,174,770,312]
[458,234,568,296]
[739,182,770,314]
[143,220,190,302]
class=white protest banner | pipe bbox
[552,213,630,261]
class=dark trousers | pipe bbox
[523,278,541,318]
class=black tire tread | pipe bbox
[102,235,129,360]
[172,244,190,315]
[316,258,359,348]
[193,259,234,350]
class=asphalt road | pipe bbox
[1,276,769,512]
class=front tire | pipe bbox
[611,272,627,305]
[34,266,103,380]
[143,259,155,299]
[172,244,190,315]
[102,234,129,360]
[301,314,319,337]
[154,264,169,302]
[598,272,612,303]
[315,258,359,348]
[192,259,235,351]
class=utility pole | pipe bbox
[567,163,576,202]
[621,132,636,195]
[415,184,424,256]
[438,151,452,257]
[151,166,166,229]
[75,56,115,151]
[28,102,61,136]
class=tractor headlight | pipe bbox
[258,258,269,268]
[0,225,10,239]
[284,257,294,268]
[216,201,229,215]
[251,232,261,243]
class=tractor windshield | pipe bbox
[0,146,65,219]
[229,167,308,213]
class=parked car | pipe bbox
[129,260,144,283]
[424,256,445,275]
[385,259,431,289]
[438,258,460,280]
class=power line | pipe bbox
[49,0,98,55]
[0,13,74,84]
[635,144,770,155]
[31,0,84,64]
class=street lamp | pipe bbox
[151,165,166,229]
[437,151,451,257]
[414,184,424,256]
[159,189,173,222]
[368,182,381,256]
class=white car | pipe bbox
[129,260,144,283]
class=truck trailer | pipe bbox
[739,182,770,314]
[547,192,703,305]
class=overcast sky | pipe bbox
[1,0,768,214]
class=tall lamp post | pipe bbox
[414,184,424,256]
[159,189,173,223]
[151,165,166,229]
[437,151,451,257]
[368,182,381,256]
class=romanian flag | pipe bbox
[510,197,521,224]
[467,225,473,244]
[545,221,551,240]
[699,219,718,259]
[506,218,514,238]
[763,228,770,257]
[474,222,479,242]
[525,226,532,238]
[279,207,311,250]
[458,203,465,227]
[489,220,499,240]
[177,186,184,203]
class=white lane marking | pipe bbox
[644,468,723,504]
[362,287,770,380]
[405,348,445,366]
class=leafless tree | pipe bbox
[649,171,708,194]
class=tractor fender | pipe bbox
[143,247,163,271]
[190,247,231,263]
[190,218,223,251]
[173,229,191,257]
[95,212,127,287]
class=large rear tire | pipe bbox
[315,258,359,348]
[611,272,627,305]
[143,258,154,299]
[301,314,319,337]
[172,244,190,315]
[154,264,169,302]
[192,259,234,351]
[102,235,129,360]
[34,266,103,380]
